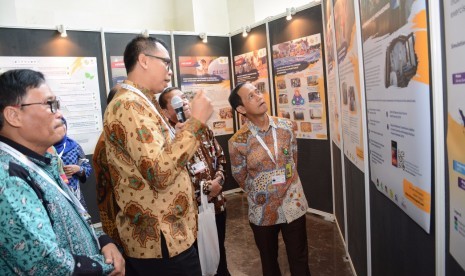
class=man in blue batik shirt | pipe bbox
[0,69,125,275]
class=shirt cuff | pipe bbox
[72,255,103,275]
[98,235,114,249]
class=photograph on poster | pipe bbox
[307,75,319,86]
[385,33,418,88]
[348,86,356,111]
[301,122,312,132]
[213,121,226,129]
[277,79,287,89]
[293,110,305,121]
[280,110,291,119]
[256,81,266,93]
[234,48,267,77]
[219,107,233,119]
[308,91,321,103]
[310,108,323,119]
[291,77,301,87]
[360,0,415,40]
[279,93,289,104]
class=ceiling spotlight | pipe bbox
[142,29,149,38]
[57,24,67,38]
[286,7,296,21]
[242,26,251,37]
[199,32,208,43]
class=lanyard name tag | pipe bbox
[271,169,286,185]
[191,161,207,174]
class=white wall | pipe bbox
[227,0,255,34]
[7,0,175,31]
[174,0,194,31]
[252,0,314,22]
[192,0,229,34]
[0,0,17,25]
[0,0,316,33]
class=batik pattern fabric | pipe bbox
[93,133,122,247]
[189,128,227,213]
[228,116,308,226]
[169,122,227,214]
[60,144,92,208]
[103,80,206,259]
[0,136,113,275]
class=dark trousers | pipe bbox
[215,211,231,276]
[126,233,202,276]
[250,215,311,276]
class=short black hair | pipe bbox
[0,69,46,130]
[228,82,247,113]
[158,87,180,109]
[123,36,168,74]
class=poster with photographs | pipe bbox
[233,48,271,128]
[444,0,465,269]
[323,0,342,148]
[360,0,431,232]
[110,56,127,87]
[0,56,103,155]
[178,56,233,136]
[333,0,365,171]
[272,34,328,140]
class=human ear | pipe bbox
[236,105,246,116]
[139,54,149,69]
[3,106,22,128]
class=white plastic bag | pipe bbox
[197,181,220,276]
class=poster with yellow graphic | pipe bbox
[444,0,465,270]
[178,56,233,136]
[0,56,102,154]
[359,0,431,232]
[332,0,365,171]
[272,34,328,140]
[323,0,342,148]
[233,48,271,129]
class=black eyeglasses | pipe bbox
[144,53,171,70]
[20,99,61,113]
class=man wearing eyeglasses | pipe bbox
[228,82,311,276]
[0,69,125,275]
[103,36,213,275]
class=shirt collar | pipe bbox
[123,80,157,102]
[247,114,276,136]
[0,135,51,165]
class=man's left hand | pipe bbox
[101,243,125,276]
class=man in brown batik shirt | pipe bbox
[159,87,231,276]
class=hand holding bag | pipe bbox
[197,181,220,276]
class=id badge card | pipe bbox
[285,163,292,179]
[271,169,286,185]
[191,161,206,174]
